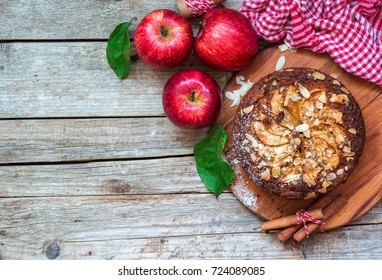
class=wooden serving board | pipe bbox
[216,47,382,230]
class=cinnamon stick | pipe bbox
[277,196,333,242]
[261,208,324,231]
[293,196,348,243]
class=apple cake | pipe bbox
[231,68,365,200]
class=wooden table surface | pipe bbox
[1,0,381,260]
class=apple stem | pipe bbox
[189,90,197,102]
[160,26,169,38]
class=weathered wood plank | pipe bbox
[0,194,381,259]
[1,158,381,226]
[0,0,243,40]
[0,193,256,259]
[59,225,382,260]
[0,118,208,163]
[0,42,231,118]
[0,157,207,196]
[1,156,381,226]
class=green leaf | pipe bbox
[106,21,133,80]
[194,126,234,196]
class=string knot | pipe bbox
[292,209,325,252]
[184,0,218,17]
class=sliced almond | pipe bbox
[250,153,257,162]
[231,93,241,107]
[276,56,286,71]
[303,174,316,186]
[310,88,323,94]
[318,187,327,194]
[225,91,235,100]
[330,94,349,103]
[304,192,317,199]
[272,80,277,86]
[282,156,293,163]
[322,180,333,188]
[261,168,271,181]
[312,71,326,80]
[272,166,281,178]
[343,146,351,153]
[340,87,350,94]
[344,152,355,157]
[293,138,301,145]
[295,123,309,132]
[278,44,289,52]
[346,157,354,161]
[284,173,301,183]
[291,94,302,102]
[298,84,311,99]
[286,122,295,130]
[258,160,267,168]
[243,105,254,114]
[303,130,311,138]
[348,128,357,134]
[245,133,259,148]
[305,151,312,158]
[336,169,344,176]
[318,92,327,103]
[333,80,341,85]
[327,172,337,180]
[344,166,349,171]
[330,73,338,79]
[316,101,324,110]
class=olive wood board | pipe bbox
[216,47,382,230]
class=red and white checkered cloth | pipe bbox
[240,0,382,87]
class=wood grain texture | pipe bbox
[0,118,208,163]
[1,1,381,260]
[0,157,206,197]
[216,47,382,229]
[0,193,380,260]
[57,224,382,259]
[0,0,243,40]
[0,42,232,118]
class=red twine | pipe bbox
[292,209,325,252]
[184,0,218,17]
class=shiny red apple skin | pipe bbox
[194,8,259,71]
[162,69,222,129]
[134,9,193,70]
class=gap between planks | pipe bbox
[0,153,194,167]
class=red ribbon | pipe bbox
[292,209,325,252]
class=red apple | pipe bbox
[134,9,193,70]
[162,69,222,129]
[194,8,259,71]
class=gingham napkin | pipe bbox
[240,0,382,87]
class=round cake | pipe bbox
[232,68,365,200]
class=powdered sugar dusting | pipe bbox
[234,173,257,212]
[239,185,258,210]
[230,160,258,212]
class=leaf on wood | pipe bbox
[106,21,133,80]
[194,126,234,196]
